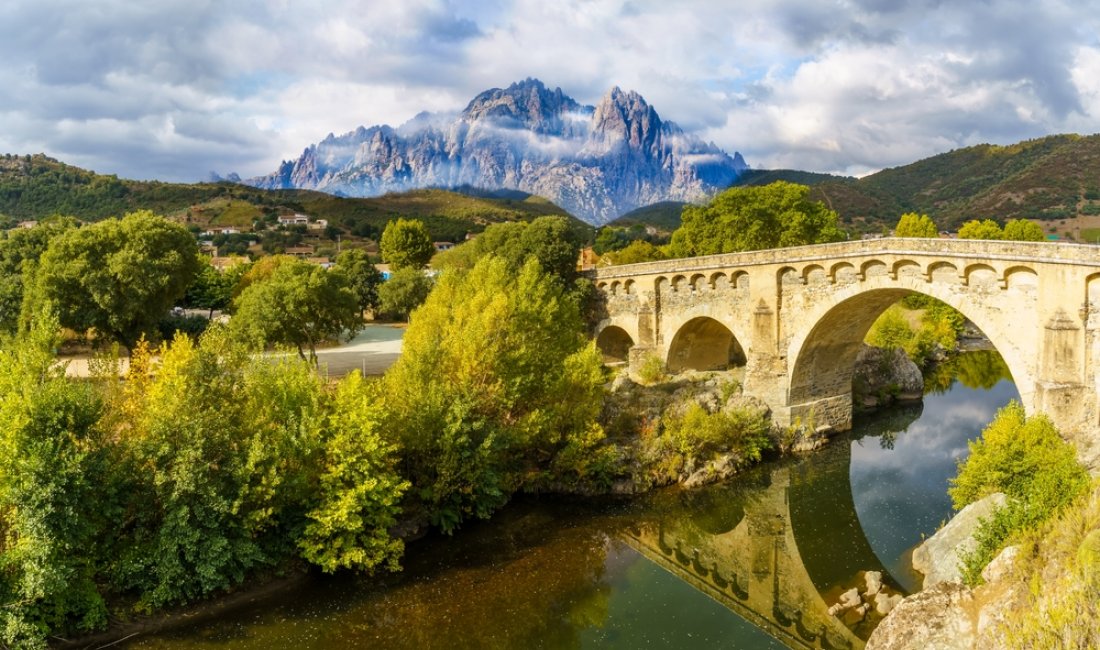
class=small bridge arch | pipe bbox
[666,316,748,373]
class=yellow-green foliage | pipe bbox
[1002,218,1045,241]
[636,352,667,385]
[299,372,408,574]
[957,218,1004,240]
[641,403,772,484]
[663,403,771,460]
[866,300,961,365]
[949,402,1089,585]
[894,212,939,237]
[382,256,610,531]
[950,402,1087,508]
[996,485,1100,647]
[0,313,110,647]
[601,239,667,265]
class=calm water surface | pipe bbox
[125,352,1016,650]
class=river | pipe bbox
[122,351,1016,650]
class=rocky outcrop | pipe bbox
[246,79,748,224]
[826,570,904,628]
[912,493,1006,587]
[866,582,977,650]
[867,544,1026,650]
[852,344,924,410]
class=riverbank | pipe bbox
[95,353,1016,649]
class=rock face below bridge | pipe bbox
[852,345,924,410]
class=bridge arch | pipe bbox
[786,276,1036,429]
[667,316,747,373]
[596,325,635,364]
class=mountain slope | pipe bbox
[810,134,1100,228]
[247,79,748,225]
[0,154,587,242]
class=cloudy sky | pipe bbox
[2,0,1099,181]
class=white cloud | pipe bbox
[2,0,1100,182]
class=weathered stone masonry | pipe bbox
[592,238,1100,446]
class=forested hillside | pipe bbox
[809,134,1100,229]
[0,154,587,242]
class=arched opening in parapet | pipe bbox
[787,288,1022,428]
[666,317,746,373]
[596,326,634,364]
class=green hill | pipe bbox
[608,201,687,233]
[735,168,854,187]
[810,134,1100,230]
[0,154,588,242]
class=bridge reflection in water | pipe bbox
[623,407,921,650]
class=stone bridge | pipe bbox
[592,238,1100,446]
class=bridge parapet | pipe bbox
[592,238,1100,281]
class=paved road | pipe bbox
[62,324,406,378]
[315,324,405,377]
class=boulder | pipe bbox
[980,545,1019,584]
[866,582,976,650]
[723,394,771,419]
[874,591,903,616]
[912,493,1007,587]
[863,570,883,597]
[853,344,924,408]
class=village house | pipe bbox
[307,219,329,231]
[285,245,316,257]
[277,214,311,226]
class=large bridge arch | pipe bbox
[785,275,1037,430]
[666,316,748,373]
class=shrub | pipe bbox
[950,402,1089,585]
[662,403,772,462]
[636,353,666,385]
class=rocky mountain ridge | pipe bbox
[246,79,748,224]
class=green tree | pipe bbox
[105,330,329,609]
[299,372,408,573]
[957,219,1004,240]
[593,226,633,254]
[382,257,610,532]
[432,216,583,283]
[1002,219,1045,241]
[335,248,384,317]
[380,218,434,271]
[231,260,361,362]
[601,239,667,265]
[182,257,248,318]
[0,217,77,334]
[894,212,939,237]
[668,181,844,257]
[0,313,114,646]
[32,211,199,348]
[377,268,434,321]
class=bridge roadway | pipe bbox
[592,237,1100,455]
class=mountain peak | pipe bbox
[462,78,587,132]
[591,86,662,149]
[248,80,748,224]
